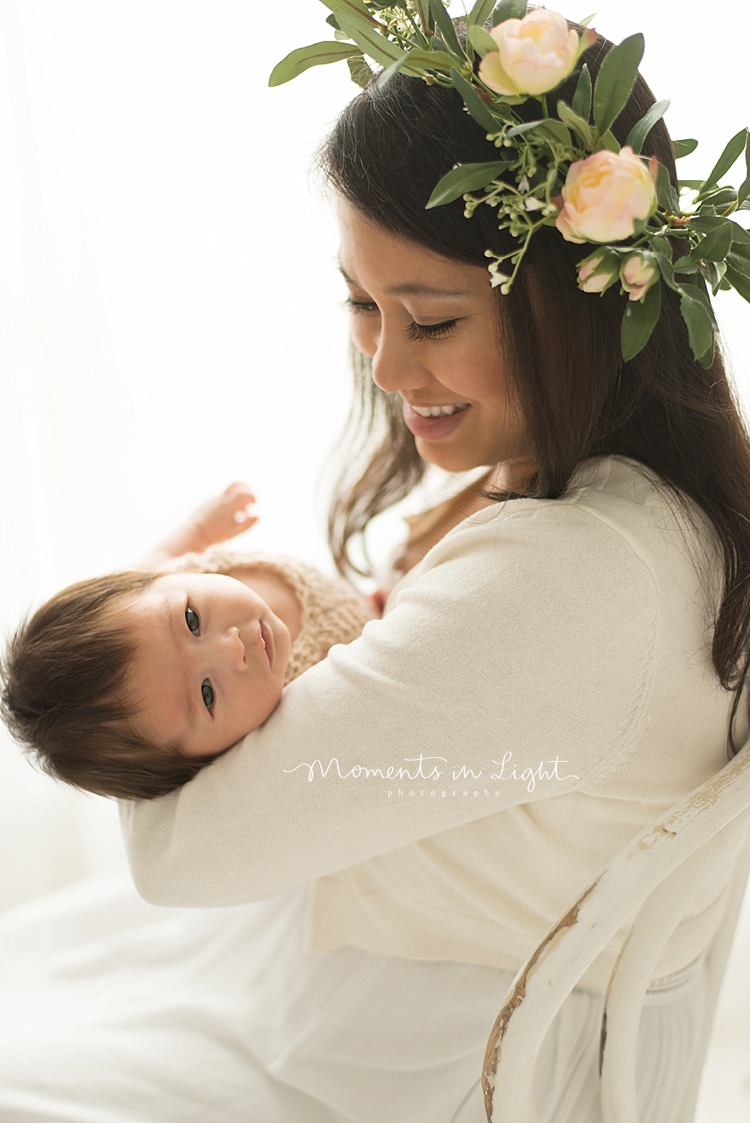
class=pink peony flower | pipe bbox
[555,147,659,245]
[479,10,581,97]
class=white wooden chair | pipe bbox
[452,735,750,1123]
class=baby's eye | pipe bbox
[185,606,200,634]
[201,680,215,710]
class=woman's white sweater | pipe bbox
[120,456,749,991]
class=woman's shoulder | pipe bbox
[389,455,718,610]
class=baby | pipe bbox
[0,483,373,801]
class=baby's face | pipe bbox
[123,573,292,757]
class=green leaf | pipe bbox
[469,0,497,27]
[335,10,406,67]
[700,260,728,295]
[536,119,571,146]
[737,134,750,206]
[600,129,621,153]
[726,261,750,303]
[692,220,733,263]
[449,67,503,134]
[428,0,464,57]
[698,128,749,195]
[728,248,750,279]
[673,256,700,274]
[730,223,750,246]
[468,25,498,56]
[621,281,661,361]
[318,0,374,20]
[507,119,543,137]
[689,215,731,232]
[700,187,738,208]
[557,100,594,148]
[269,40,362,86]
[655,162,679,214]
[680,285,716,362]
[492,0,527,26]
[348,53,374,86]
[624,99,670,154]
[571,64,592,124]
[426,160,512,207]
[593,33,644,137]
[673,138,698,160]
[402,48,460,75]
[326,13,341,29]
[376,55,405,88]
[680,294,715,362]
[647,239,682,293]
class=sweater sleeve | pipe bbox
[120,500,659,906]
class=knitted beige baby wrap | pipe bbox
[160,547,374,684]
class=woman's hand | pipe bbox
[138,482,258,568]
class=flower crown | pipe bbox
[271,1,750,366]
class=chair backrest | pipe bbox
[460,736,750,1123]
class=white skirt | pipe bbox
[0,867,707,1123]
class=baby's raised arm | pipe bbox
[138,482,258,568]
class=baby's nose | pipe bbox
[224,626,246,670]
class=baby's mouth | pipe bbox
[259,620,274,667]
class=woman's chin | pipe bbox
[414,439,492,474]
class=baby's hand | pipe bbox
[138,482,259,568]
[186,482,259,551]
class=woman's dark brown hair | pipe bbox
[0,572,218,799]
[321,20,750,756]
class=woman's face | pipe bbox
[337,198,535,479]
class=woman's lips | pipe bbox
[402,401,471,440]
[259,620,274,667]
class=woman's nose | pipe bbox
[370,325,431,396]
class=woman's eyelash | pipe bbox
[406,319,457,341]
[343,297,377,315]
[185,606,200,635]
[343,298,457,341]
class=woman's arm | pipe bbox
[120,499,660,907]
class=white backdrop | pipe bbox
[0,0,749,931]
[0,2,749,1116]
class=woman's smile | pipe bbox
[402,399,471,441]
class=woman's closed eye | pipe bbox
[344,298,457,341]
[201,680,215,711]
[185,606,200,634]
[406,319,457,341]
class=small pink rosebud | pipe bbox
[619,251,660,302]
[577,250,621,294]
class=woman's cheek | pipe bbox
[351,318,378,359]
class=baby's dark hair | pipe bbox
[0,571,218,800]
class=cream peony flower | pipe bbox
[619,251,660,302]
[479,10,580,97]
[555,147,659,244]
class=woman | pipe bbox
[1,11,749,1123]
